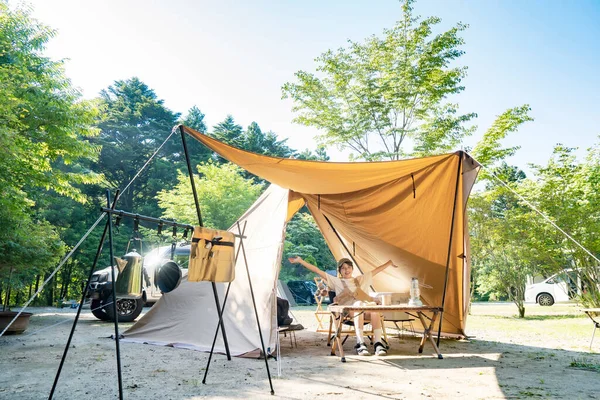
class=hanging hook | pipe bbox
[114,211,123,234]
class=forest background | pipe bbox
[1,0,599,318]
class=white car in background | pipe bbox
[525,269,577,306]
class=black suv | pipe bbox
[86,244,190,322]
[286,280,318,305]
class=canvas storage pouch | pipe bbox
[188,226,236,282]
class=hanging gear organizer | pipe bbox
[188,226,236,282]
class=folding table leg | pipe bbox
[330,312,346,362]
[417,311,443,359]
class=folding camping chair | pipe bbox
[326,290,389,348]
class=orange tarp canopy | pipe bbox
[182,126,480,335]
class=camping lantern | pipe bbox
[409,277,423,306]
[114,250,144,299]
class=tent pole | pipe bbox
[202,222,246,384]
[437,152,463,346]
[49,190,120,400]
[179,125,232,360]
[106,190,125,400]
[237,220,275,395]
[322,214,365,275]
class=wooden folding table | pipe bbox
[328,304,444,362]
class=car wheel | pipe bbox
[90,299,111,321]
[538,293,555,306]
[104,297,144,322]
[306,296,313,305]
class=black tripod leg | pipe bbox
[236,221,274,395]
[49,190,120,400]
[203,221,246,383]
[202,282,232,384]
[106,191,124,400]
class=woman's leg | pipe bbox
[352,305,369,355]
[353,307,366,343]
[370,312,384,346]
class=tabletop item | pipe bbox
[409,277,423,306]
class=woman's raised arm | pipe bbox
[288,256,329,281]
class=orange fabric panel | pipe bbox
[182,126,480,336]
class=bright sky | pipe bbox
[13,0,600,173]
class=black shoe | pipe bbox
[374,342,387,356]
[354,342,370,356]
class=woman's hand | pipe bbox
[288,256,302,264]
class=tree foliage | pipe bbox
[471,141,600,315]
[0,1,100,304]
[280,212,335,282]
[94,77,180,216]
[282,0,476,160]
[157,161,263,230]
[0,1,101,206]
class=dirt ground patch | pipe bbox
[1,303,599,399]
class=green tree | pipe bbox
[295,145,331,161]
[280,212,336,282]
[469,165,535,317]
[282,0,476,160]
[470,105,533,178]
[0,1,101,207]
[244,122,294,158]
[521,144,600,307]
[0,1,101,306]
[181,105,207,133]
[212,115,244,148]
[94,77,180,216]
[180,106,213,167]
[157,161,263,230]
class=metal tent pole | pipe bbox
[202,222,246,384]
[106,190,124,399]
[437,152,463,347]
[322,214,365,275]
[49,190,120,400]
[179,125,231,360]
[235,221,275,395]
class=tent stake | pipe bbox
[49,190,122,400]
[179,125,232,360]
[437,152,463,347]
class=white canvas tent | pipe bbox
[123,126,481,356]
[123,184,290,356]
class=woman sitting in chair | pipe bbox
[288,256,398,356]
